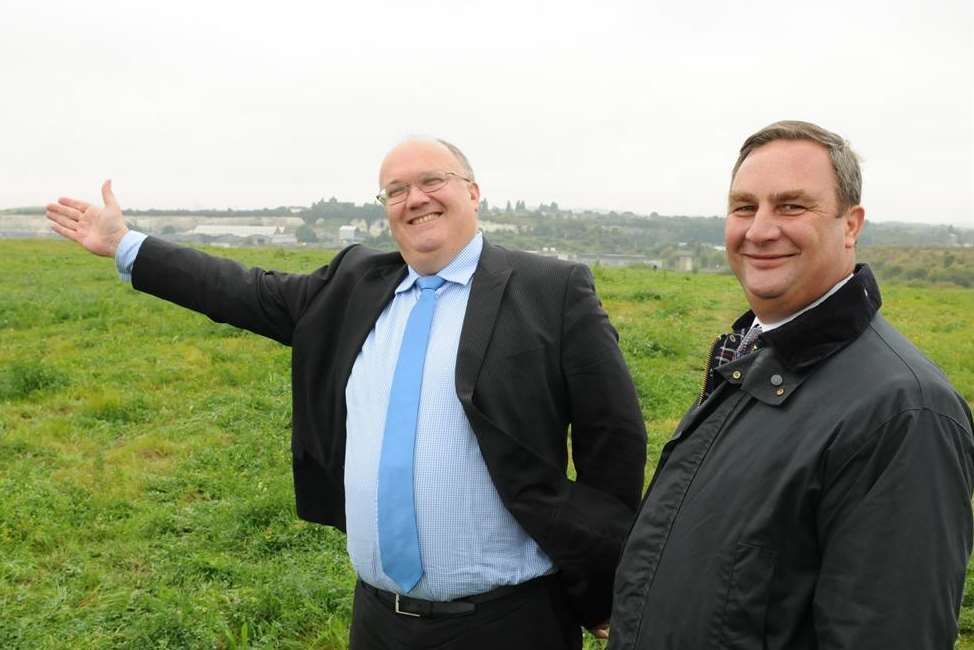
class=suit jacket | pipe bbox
[132,235,647,626]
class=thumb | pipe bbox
[101,179,119,209]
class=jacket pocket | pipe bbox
[718,542,778,650]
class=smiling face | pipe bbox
[378,140,480,275]
[726,139,865,322]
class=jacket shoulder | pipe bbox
[857,315,970,423]
[806,316,973,470]
[325,243,403,274]
[488,244,589,280]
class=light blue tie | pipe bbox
[378,274,446,592]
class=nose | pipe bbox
[404,183,432,209]
[745,206,780,244]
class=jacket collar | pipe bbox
[334,236,511,395]
[761,263,882,371]
[455,239,513,401]
[716,264,882,406]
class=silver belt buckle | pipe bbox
[395,594,421,617]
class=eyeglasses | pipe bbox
[376,170,472,206]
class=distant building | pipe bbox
[480,220,519,233]
[674,254,694,272]
[0,215,54,239]
[529,247,574,261]
[577,253,653,267]
[191,225,282,237]
[271,233,299,246]
[339,225,364,245]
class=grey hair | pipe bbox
[731,120,862,209]
[435,138,476,181]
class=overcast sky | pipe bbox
[3,0,972,225]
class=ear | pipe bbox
[468,181,481,206]
[843,205,865,248]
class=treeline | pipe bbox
[858,221,971,248]
[860,247,974,288]
[4,202,971,250]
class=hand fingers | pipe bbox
[101,179,119,209]
[46,209,79,231]
[58,196,91,211]
[48,221,81,242]
[46,202,82,221]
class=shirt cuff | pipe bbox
[115,231,148,283]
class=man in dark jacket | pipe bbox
[46,138,647,649]
[608,121,974,650]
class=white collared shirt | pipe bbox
[751,273,855,334]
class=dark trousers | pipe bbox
[348,577,583,650]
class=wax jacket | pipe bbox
[132,236,647,627]
[609,265,974,650]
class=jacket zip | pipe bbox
[697,334,725,405]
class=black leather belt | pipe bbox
[360,574,550,618]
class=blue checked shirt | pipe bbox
[116,231,553,600]
[344,232,552,599]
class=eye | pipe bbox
[731,205,756,216]
[780,204,807,215]
[385,184,407,199]
[418,172,448,192]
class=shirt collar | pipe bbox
[395,231,484,294]
[731,264,883,372]
[752,273,854,333]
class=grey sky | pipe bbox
[3,0,972,225]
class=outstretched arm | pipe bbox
[46,180,128,257]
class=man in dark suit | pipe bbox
[47,138,647,649]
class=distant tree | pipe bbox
[295,224,318,243]
[479,199,490,213]
[550,202,559,212]
[505,200,513,212]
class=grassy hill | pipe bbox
[861,246,974,288]
[1,240,972,648]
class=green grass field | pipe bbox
[2,240,973,648]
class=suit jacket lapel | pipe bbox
[334,260,408,399]
[456,241,512,401]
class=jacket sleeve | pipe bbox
[131,236,344,346]
[557,263,648,625]
[813,407,974,650]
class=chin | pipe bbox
[743,283,789,302]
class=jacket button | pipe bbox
[732,370,742,380]
[770,374,783,386]
[775,387,785,396]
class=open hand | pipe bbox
[46,180,128,257]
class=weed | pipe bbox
[0,360,68,400]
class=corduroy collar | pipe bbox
[732,264,883,372]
